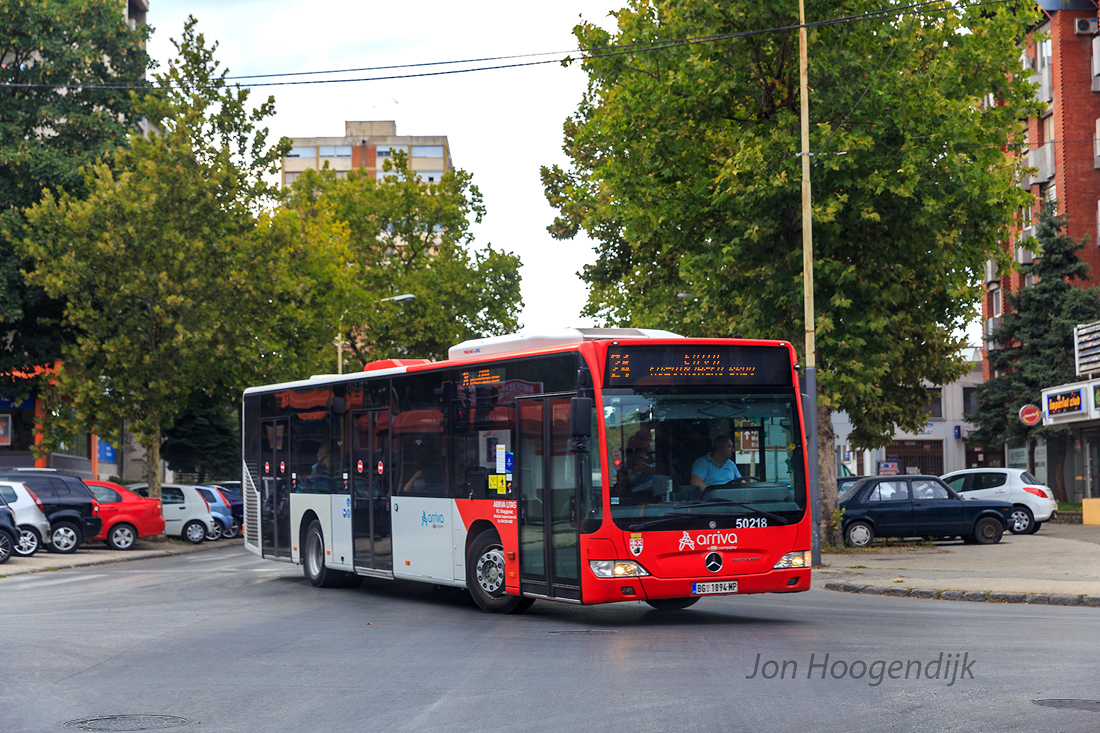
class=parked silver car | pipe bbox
[0,480,52,556]
[941,468,1057,534]
[129,483,215,544]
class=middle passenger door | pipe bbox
[350,409,392,573]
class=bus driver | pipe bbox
[689,435,741,490]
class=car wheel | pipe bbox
[466,530,531,613]
[303,520,358,588]
[182,520,206,544]
[205,520,224,542]
[222,519,241,539]
[973,517,1004,545]
[14,526,41,557]
[0,529,13,564]
[1008,506,1034,535]
[646,597,701,611]
[48,521,82,554]
[1027,521,1042,535]
[844,521,875,548]
[106,523,137,551]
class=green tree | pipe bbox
[543,0,1040,544]
[285,153,523,365]
[18,18,349,497]
[161,390,240,483]
[968,204,1100,501]
[0,0,151,391]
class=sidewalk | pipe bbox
[816,523,1100,606]
[0,536,245,578]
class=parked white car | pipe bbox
[129,483,215,544]
[0,480,52,556]
[941,468,1057,535]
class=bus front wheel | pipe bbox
[467,530,533,614]
[304,520,360,588]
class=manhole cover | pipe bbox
[62,715,190,731]
[1031,700,1100,713]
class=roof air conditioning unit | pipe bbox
[1076,17,1097,35]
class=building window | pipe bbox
[286,146,316,159]
[925,389,943,420]
[283,171,298,187]
[962,387,980,416]
[411,145,444,158]
[991,287,1002,317]
[319,146,352,158]
[1037,35,1051,68]
[420,170,444,183]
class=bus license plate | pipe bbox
[692,581,738,595]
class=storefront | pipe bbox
[1039,379,1099,501]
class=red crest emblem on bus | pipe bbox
[629,533,643,557]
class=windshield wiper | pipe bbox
[626,503,791,531]
[627,512,698,531]
[691,501,791,525]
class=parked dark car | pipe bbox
[839,475,1012,547]
[0,495,17,563]
[0,468,102,554]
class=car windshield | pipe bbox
[603,389,806,531]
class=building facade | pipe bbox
[834,349,991,477]
[281,121,452,188]
[980,1,1100,497]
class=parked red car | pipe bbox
[86,480,166,550]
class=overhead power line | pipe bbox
[1,0,1017,91]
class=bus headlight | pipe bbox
[589,560,651,578]
[773,551,811,569]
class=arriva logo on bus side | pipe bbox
[422,511,445,529]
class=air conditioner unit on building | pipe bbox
[1076,17,1097,35]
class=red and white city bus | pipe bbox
[241,328,812,612]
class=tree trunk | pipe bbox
[142,428,162,499]
[817,401,841,548]
[1052,437,1068,503]
[1026,439,1035,475]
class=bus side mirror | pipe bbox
[570,397,593,453]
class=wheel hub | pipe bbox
[476,548,505,595]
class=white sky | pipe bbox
[146,1,624,333]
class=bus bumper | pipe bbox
[583,568,812,605]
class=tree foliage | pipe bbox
[284,154,523,365]
[0,0,151,391]
[968,204,1100,499]
[162,390,240,483]
[543,0,1041,542]
[17,18,347,495]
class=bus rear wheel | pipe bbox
[304,520,359,588]
[467,530,533,614]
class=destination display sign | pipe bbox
[461,367,504,386]
[605,345,791,387]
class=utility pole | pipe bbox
[799,0,821,566]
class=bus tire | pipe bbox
[467,530,531,613]
[303,520,356,588]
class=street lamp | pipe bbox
[335,294,417,374]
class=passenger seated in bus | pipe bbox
[690,436,741,492]
[309,444,332,492]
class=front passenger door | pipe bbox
[910,478,965,535]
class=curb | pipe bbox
[823,581,1100,607]
[0,538,245,578]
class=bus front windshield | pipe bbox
[603,389,807,531]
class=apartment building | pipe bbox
[281,121,452,187]
[980,0,1100,498]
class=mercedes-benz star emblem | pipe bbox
[709,520,717,529]
[705,552,723,573]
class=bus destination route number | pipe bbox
[461,367,504,386]
[607,347,777,386]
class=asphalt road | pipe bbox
[3,545,1099,733]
